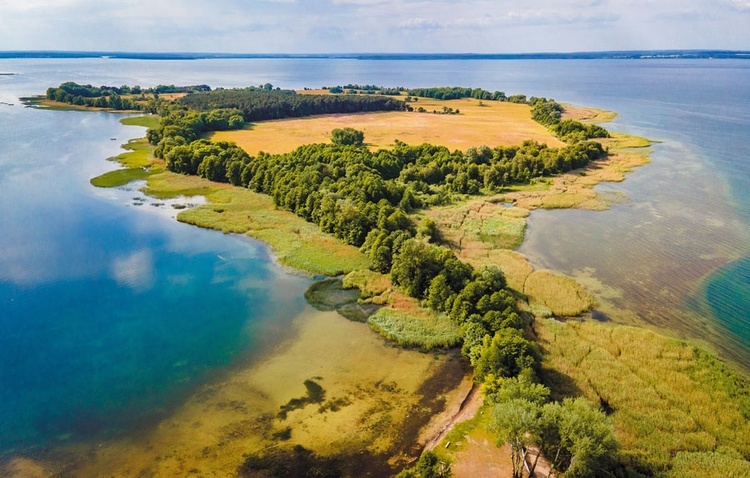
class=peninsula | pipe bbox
[24,82,750,477]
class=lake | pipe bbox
[0,57,748,459]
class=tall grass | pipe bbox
[536,319,750,475]
[462,249,533,293]
[343,270,392,303]
[90,167,151,188]
[523,270,594,316]
[368,308,462,351]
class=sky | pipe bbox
[0,0,748,53]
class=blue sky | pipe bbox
[1,0,748,53]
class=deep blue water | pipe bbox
[0,57,748,454]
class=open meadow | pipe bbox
[210,96,565,154]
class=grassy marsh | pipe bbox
[90,137,159,187]
[536,318,750,475]
[368,308,462,351]
[120,114,161,130]
[152,175,371,276]
[90,167,151,188]
[523,270,596,316]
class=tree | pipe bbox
[486,372,551,406]
[542,398,618,478]
[492,399,543,478]
[426,274,455,312]
[473,328,538,381]
[396,450,451,478]
[331,127,365,146]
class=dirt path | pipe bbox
[423,382,484,450]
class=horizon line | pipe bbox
[1,49,749,60]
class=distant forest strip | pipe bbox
[44,82,210,111]
[177,87,408,121]
[44,82,408,120]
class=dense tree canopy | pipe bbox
[407,86,508,101]
[177,88,408,122]
[331,127,365,146]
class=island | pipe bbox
[25,82,750,477]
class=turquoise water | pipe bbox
[0,57,748,456]
[706,257,750,347]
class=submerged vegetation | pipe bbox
[60,80,750,476]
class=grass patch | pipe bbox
[145,173,370,276]
[666,451,750,477]
[90,167,151,188]
[426,199,527,253]
[602,131,652,149]
[367,307,462,351]
[501,179,552,194]
[464,249,534,293]
[537,319,750,475]
[305,278,361,311]
[540,192,593,209]
[561,104,618,124]
[112,138,154,169]
[523,270,595,316]
[477,215,526,249]
[143,171,217,199]
[252,227,370,277]
[120,114,160,129]
[343,270,391,296]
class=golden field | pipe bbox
[210,96,565,154]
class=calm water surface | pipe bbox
[0,57,748,455]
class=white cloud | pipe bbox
[727,0,750,10]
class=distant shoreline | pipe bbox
[1,50,749,61]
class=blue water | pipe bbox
[0,76,310,453]
[0,57,749,455]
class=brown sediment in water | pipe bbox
[15,308,468,477]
